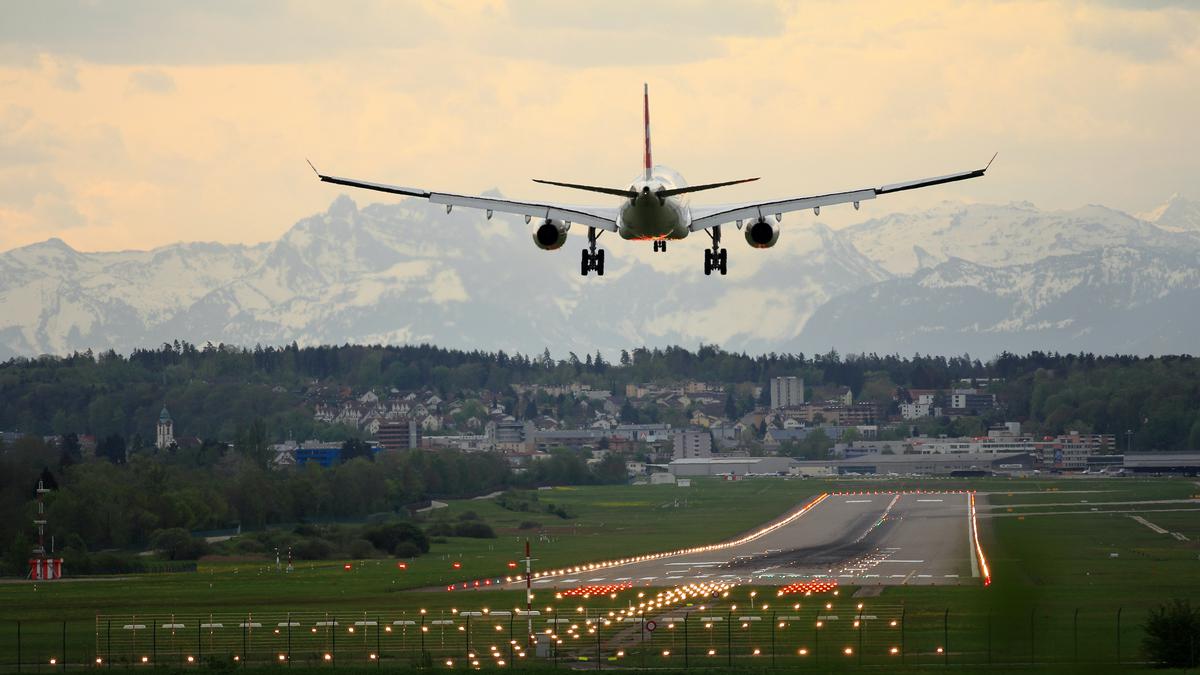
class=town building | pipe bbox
[377,419,421,451]
[672,429,713,460]
[1034,431,1118,469]
[770,376,805,409]
[950,389,997,414]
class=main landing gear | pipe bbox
[704,225,727,275]
[652,240,667,252]
[581,227,605,276]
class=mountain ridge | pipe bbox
[1,194,1197,360]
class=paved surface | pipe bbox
[520,492,974,591]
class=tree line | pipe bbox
[0,433,627,576]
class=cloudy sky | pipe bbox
[0,0,1197,252]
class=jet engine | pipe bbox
[532,219,570,251]
[744,218,780,249]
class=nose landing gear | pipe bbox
[652,240,667,252]
[703,226,727,275]
[581,227,605,276]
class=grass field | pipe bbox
[1,475,1197,670]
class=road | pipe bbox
[520,491,975,591]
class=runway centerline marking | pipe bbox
[845,499,873,503]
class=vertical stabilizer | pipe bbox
[643,83,652,180]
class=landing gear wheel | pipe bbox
[703,225,727,275]
[653,241,667,252]
[580,227,606,276]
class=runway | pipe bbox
[519,492,976,591]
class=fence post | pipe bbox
[987,613,992,665]
[332,615,337,667]
[509,614,514,665]
[464,614,469,663]
[943,609,949,666]
[107,619,112,669]
[1074,608,1079,663]
[683,612,689,669]
[1030,606,1036,666]
[1116,607,1122,665]
[197,615,202,664]
[726,610,732,667]
[61,620,66,672]
[858,607,863,666]
[595,614,601,669]
[153,620,157,666]
[376,615,382,668]
[287,612,292,666]
[814,617,820,666]
[900,607,905,665]
[242,617,247,667]
[640,616,646,669]
[770,611,776,668]
[16,620,20,674]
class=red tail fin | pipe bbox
[643,83,652,180]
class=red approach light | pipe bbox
[397,562,408,570]
[452,561,462,569]
[508,561,518,569]
[561,581,632,598]
[777,578,839,597]
[343,564,352,571]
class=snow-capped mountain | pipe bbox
[839,200,1196,275]
[797,246,1200,356]
[0,194,887,359]
[1,194,1197,360]
[1139,194,1200,233]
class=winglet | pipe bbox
[306,158,320,177]
[984,152,998,172]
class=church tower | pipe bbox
[156,405,175,450]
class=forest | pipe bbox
[2,342,1197,447]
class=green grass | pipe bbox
[1,476,1198,670]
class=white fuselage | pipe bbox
[616,165,692,240]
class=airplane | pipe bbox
[310,85,994,277]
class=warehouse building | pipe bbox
[669,456,797,477]
[1121,453,1200,476]
[792,452,1036,477]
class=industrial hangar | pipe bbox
[667,452,1036,477]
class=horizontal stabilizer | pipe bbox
[533,176,759,200]
[532,179,637,198]
[657,177,759,198]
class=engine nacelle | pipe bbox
[532,219,570,251]
[744,218,780,249]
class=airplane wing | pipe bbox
[688,155,995,232]
[309,162,618,232]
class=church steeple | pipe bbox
[156,404,175,450]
